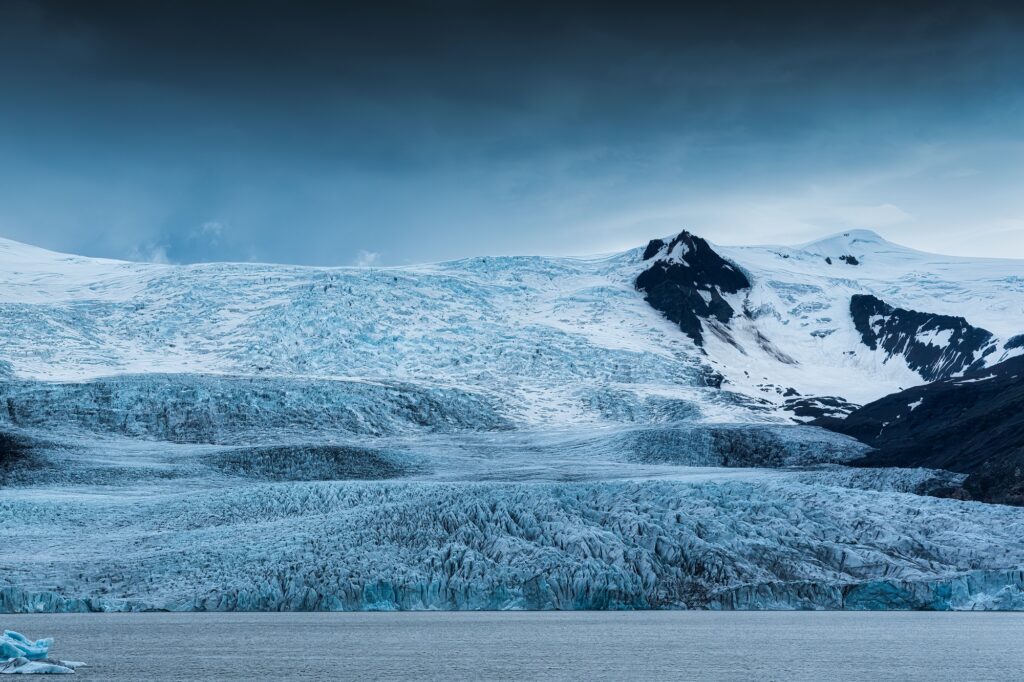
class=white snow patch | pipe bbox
[667,241,691,261]
[916,328,953,348]
[955,374,997,384]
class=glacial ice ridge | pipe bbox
[2,480,1023,612]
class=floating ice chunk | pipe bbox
[0,657,76,674]
[0,632,82,674]
[0,633,51,662]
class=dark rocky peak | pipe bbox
[784,395,860,422]
[640,231,749,293]
[850,294,994,381]
[636,231,750,346]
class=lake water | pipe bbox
[7,611,1023,680]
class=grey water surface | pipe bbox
[8,611,1024,681]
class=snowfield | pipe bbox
[1,229,1023,611]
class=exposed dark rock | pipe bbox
[1005,334,1024,351]
[816,355,1024,506]
[839,255,859,265]
[754,330,797,364]
[785,395,859,421]
[850,294,994,381]
[636,231,750,345]
[701,368,725,389]
[642,239,665,260]
[825,257,832,265]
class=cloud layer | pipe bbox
[0,0,1022,263]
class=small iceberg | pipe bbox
[1,631,84,675]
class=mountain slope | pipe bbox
[635,231,750,346]
[707,229,1024,406]
[850,294,994,381]
[1,230,1021,420]
[817,355,1024,505]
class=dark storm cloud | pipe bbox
[1,0,1023,263]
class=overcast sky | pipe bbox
[1,0,1022,265]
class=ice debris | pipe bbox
[0,632,83,675]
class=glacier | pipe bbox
[2,480,1023,612]
[1,230,1024,611]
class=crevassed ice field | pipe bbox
[2,230,1024,612]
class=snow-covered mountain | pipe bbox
[639,228,1023,410]
[2,229,1024,612]
[2,228,1021,420]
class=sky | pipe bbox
[1,0,1023,265]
